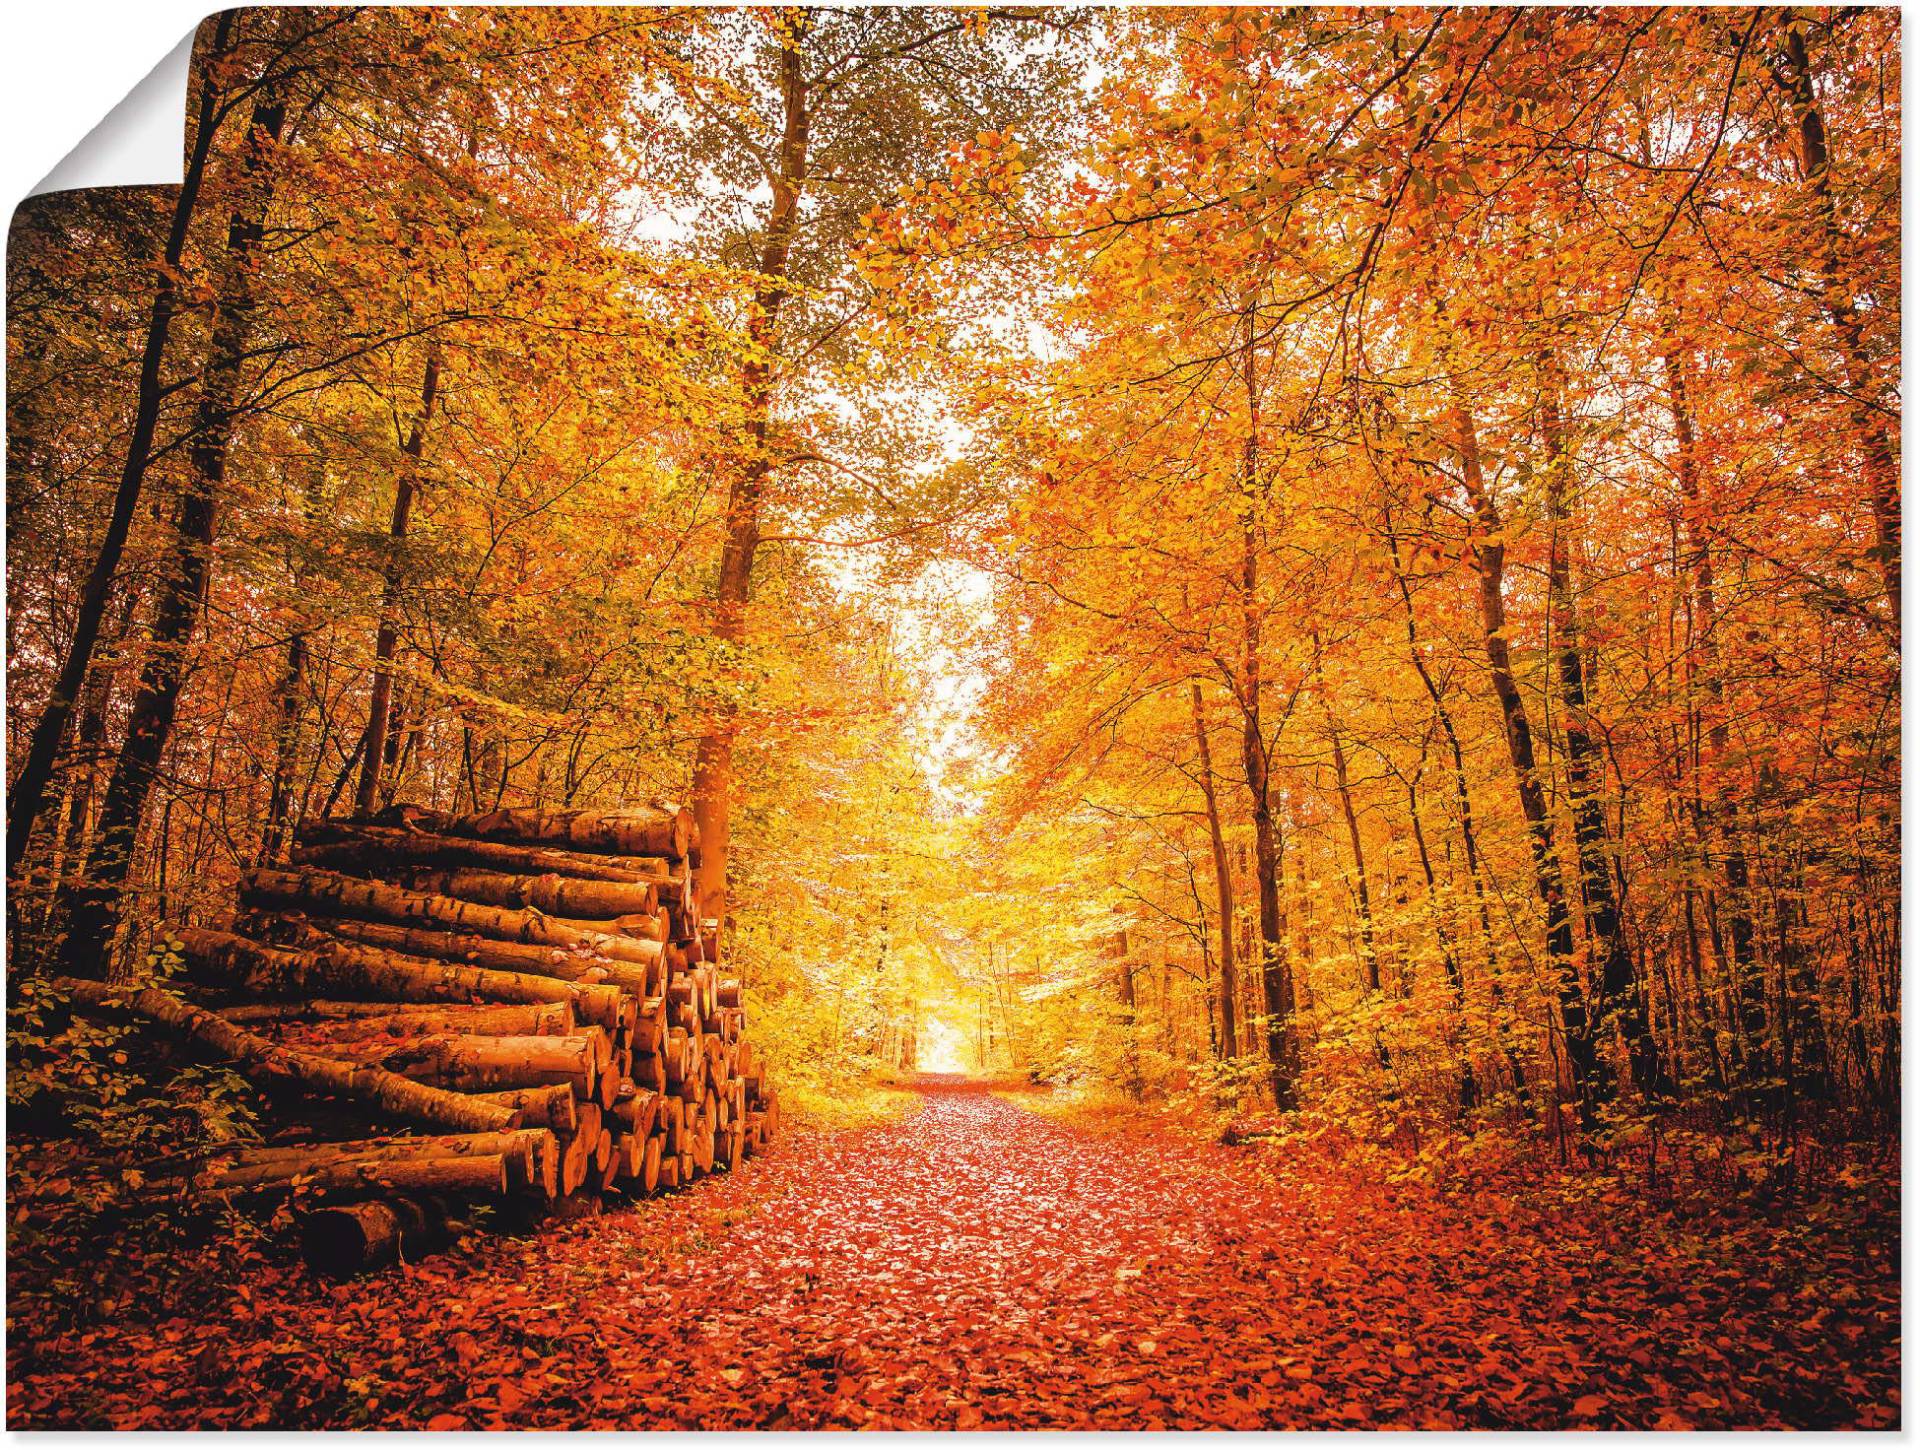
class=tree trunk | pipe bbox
[435,805,691,860]
[300,1196,454,1277]
[1236,327,1298,1110]
[174,924,625,1031]
[691,28,812,931]
[200,1152,508,1199]
[395,867,660,922]
[1781,16,1900,633]
[57,976,517,1132]
[6,15,238,882]
[202,1127,555,1197]
[241,866,666,972]
[1445,370,1602,1116]
[216,999,575,1036]
[259,627,312,865]
[1661,334,1766,1096]
[355,347,442,815]
[1539,360,1660,1098]
[295,819,673,886]
[476,1082,579,1134]
[56,86,291,978]
[1190,681,1239,1058]
[1326,713,1382,995]
[337,1031,602,1096]
[305,916,651,1004]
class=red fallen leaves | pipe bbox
[5,1086,1900,1429]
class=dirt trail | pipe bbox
[7,1082,1898,1428]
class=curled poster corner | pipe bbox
[30,31,193,198]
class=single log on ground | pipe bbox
[57,977,515,1133]
[243,868,667,970]
[300,1196,454,1278]
[297,821,662,885]
[544,1191,602,1223]
[477,1083,578,1134]
[224,1000,574,1038]
[400,868,662,922]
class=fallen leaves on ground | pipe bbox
[6,1085,1898,1428]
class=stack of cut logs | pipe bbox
[62,802,778,1275]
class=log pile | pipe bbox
[65,802,779,1274]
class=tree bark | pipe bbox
[241,866,666,971]
[217,999,574,1036]
[56,84,290,977]
[295,819,672,886]
[435,805,691,860]
[355,346,442,815]
[57,976,517,1132]
[6,15,239,883]
[174,924,625,1031]
[305,916,651,1004]
[691,26,813,931]
[1445,372,1602,1115]
[475,1082,578,1133]
[1234,312,1298,1109]
[1780,16,1900,633]
[200,1152,508,1199]
[1190,682,1239,1058]
[1539,360,1660,1097]
[1660,335,1765,1090]
[396,867,661,922]
[202,1127,555,1197]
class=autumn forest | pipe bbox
[4,5,1901,1430]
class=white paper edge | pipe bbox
[29,31,193,198]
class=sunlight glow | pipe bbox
[916,1016,970,1075]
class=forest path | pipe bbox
[8,1082,1897,1429]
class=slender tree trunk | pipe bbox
[1781,17,1900,634]
[1539,360,1659,1097]
[1190,681,1239,1057]
[1234,311,1298,1109]
[690,31,811,933]
[356,346,442,817]
[56,88,289,978]
[1325,714,1381,995]
[1111,925,1141,1099]
[260,630,311,863]
[260,453,328,863]
[1660,335,1765,1091]
[6,16,237,883]
[1445,371,1603,1116]
[1326,704,1402,1086]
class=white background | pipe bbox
[5,3,241,205]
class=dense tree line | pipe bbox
[6,7,1898,1155]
